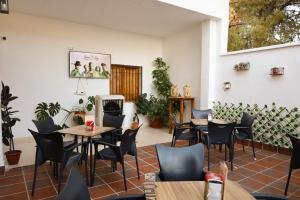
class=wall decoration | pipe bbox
[170,85,179,97]
[223,82,231,91]
[270,67,284,76]
[233,62,250,71]
[213,101,300,148]
[69,51,111,79]
[183,85,192,97]
[0,0,9,14]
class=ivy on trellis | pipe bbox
[212,102,300,148]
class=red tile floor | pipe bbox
[0,142,300,200]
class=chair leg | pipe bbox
[135,155,140,179]
[121,162,127,191]
[251,138,256,160]
[219,144,222,152]
[230,143,235,171]
[85,156,89,185]
[53,162,56,179]
[31,164,38,196]
[189,140,191,146]
[224,146,227,161]
[171,137,174,147]
[207,145,210,171]
[285,165,293,195]
[58,164,64,193]
[172,139,176,147]
[242,141,245,152]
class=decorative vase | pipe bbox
[171,85,179,97]
[183,85,192,97]
[5,150,22,165]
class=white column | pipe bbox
[200,20,217,109]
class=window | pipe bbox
[110,64,142,102]
[228,0,300,52]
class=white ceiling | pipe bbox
[10,0,211,37]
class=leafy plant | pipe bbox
[152,57,172,99]
[35,102,71,129]
[78,96,95,112]
[1,82,20,150]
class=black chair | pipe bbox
[205,122,236,171]
[285,134,300,195]
[170,115,198,147]
[98,114,125,144]
[56,168,91,200]
[192,108,212,119]
[28,129,88,195]
[252,193,288,200]
[234,113,256,160]
[92,126,142,190]
[192,109,212,142]
[32,117,77,148]
[107,194,146,200]
[155,143,205,181]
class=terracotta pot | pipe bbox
[5,150,22,165]
[131,122,139,129]
[149,118,163,128]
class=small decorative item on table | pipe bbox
[183,85,192,97]
[144,173,156,200]
[204,162,228,200]
[85,115,95,131]
[270,67,284,76]
[171,85,179,97]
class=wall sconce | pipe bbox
[0,0,9,14]
[223,82,231,91]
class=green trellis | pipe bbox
[212,102,300,148]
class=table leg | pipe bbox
[88,137,93,186]
[168,101,173,134]
[180,100,184,123]
[191,99,195,118]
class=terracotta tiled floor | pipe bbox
[1,142,300,200]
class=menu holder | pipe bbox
[204,161,228,200]
[144,173,156,200]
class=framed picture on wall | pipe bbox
[69,51,111,79]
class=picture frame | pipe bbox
[0,0,9,14]
[69,51,111,79]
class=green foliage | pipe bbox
[152,57,172,99]
[135,57,173,124]
[78,96,95,112]
[35,102,61,121]
[228,0,300,51]
[1,82,20,150]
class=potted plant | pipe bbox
[131,113,140,129]
[135,57,172,128]
[1,82,21,165]
[35,102,72,129]
[73,96,95,125]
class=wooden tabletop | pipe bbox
[58,125,114,137]
[191,119,229,126]
[155,181,255,200]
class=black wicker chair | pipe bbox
[56,168,91,200]
[234,113,256,160]
[192,109,212,142]
[155,143,205,181]
[92,126,142,190]
[29,129,88,195]
[205,122,236,171]
[285,134,300,195]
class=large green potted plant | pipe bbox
[135,58,172,128]
[1,82,21,165]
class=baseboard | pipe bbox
[0,165,5,175]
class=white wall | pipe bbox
[163,25,202,117]
[0,12,162,138]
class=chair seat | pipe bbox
[175,132,197,141]
[97,148,117,160]
[195,125,208,132]
[235,131,250,140]
[63,140,77,148]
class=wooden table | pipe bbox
[59,125,114,186]
[154,181,255,200]
[168,97,195,134]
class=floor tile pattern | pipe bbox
[0,142,300,200]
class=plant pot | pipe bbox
[5,150,22,165]
[131,122,139,129]
[149,118,163,128]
